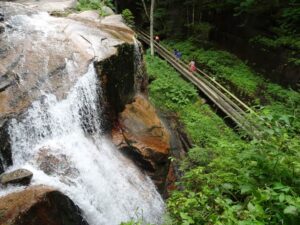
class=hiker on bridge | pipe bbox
[176,50,182,60]
[155,35,160,43]
[174,49,182,60]
[189,60,196,73]
[174,49,178,57]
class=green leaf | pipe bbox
[255,204,265,216]
[240,184,253,194]
[222,183,233,190]
[247,202,255,212]
[283,205,298,216]
[279,193,285,203]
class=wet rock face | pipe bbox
[112,95,171,190]
[36,148,79,185]
[9,0,77,12]
[96,41,148,132]
[96,43,137,115]
[0,23,4,33]
[0,12,4,22]
[0,119,12,174]
[0,186,89,225]
[0,168,33,186]
[37,148,78,177]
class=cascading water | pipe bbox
[133,38,144,93]
[0,8,165,224]
[5,63,165,225]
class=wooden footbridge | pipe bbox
[136,30,263,137]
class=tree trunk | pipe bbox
[192,2,195,26]
[150,0,155,56]
[141,0,150,21]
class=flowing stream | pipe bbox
[0,8,164,225]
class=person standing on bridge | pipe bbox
[174,49,178,57]
[155,35,160,43]
[189,60,196,73]
[174,49,182,60]
[176,50,182,60]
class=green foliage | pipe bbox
[231,0,257,16]
[121,9,135,27]
[145,51,300,225]
[120,222,142,225]
[250,35,300,50]
[280,6,300,34]
[0,210,4,220]
[120,220,153,225]
[76,0,114,16]
[77,0,99,10]
[249,34,300,66]
[146,53,198,111]
[187,22,214,41]
[288,57,300,66]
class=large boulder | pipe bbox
[0,186,89,225]
[0,168,33,186]
[112,95,170,180]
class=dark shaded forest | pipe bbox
[117,0,300,88]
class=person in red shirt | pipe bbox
[189,60,196,73]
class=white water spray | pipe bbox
[5,63,164,225]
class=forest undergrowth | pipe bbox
[145,50,300,224]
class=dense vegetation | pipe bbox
[145,52,300,224]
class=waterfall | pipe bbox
[133,38,145,93]
[3,63,165,224]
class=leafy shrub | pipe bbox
[121,9,135,27]
[187,22,214,40]
[146,54,198,111]
[76,0,101,10]
[76,0,114,16]
[120,222,142,225]
[250,35,300,50]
